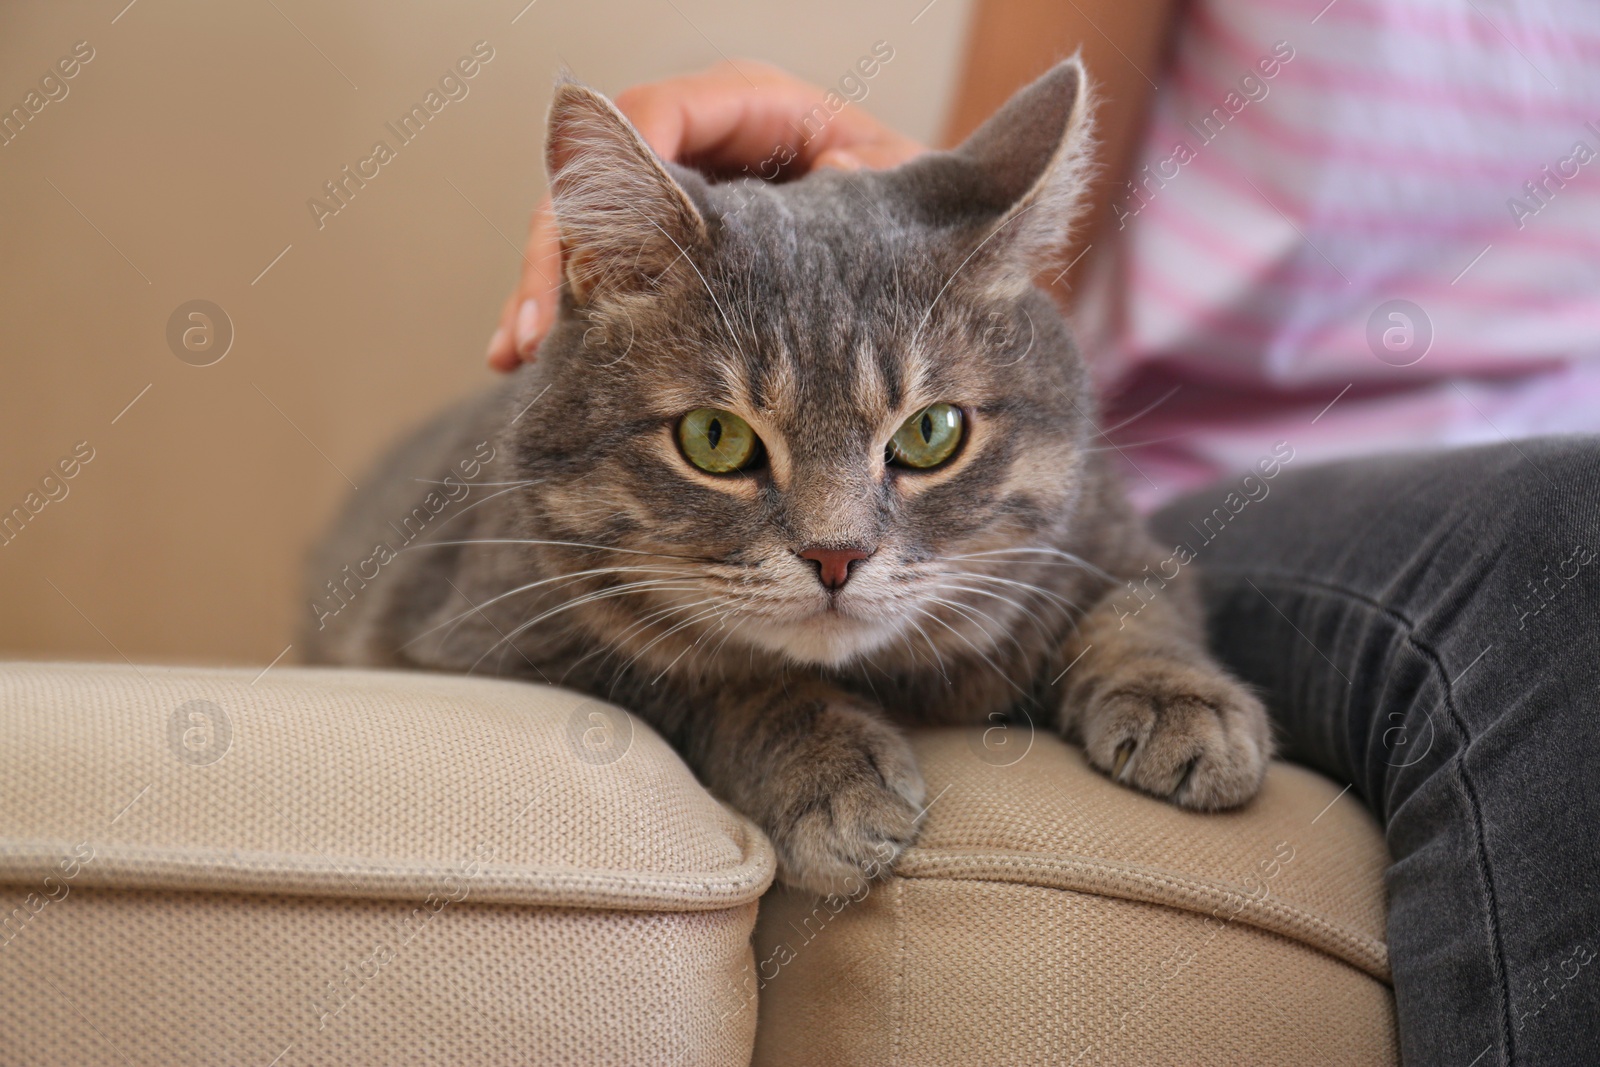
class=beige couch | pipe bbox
[0,662,1398,1065]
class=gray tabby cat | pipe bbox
[303,59,1271,894]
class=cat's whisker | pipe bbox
[923,595,1020,657]
[594,591,737,677]
[938,575,1077,623]
[420,480,539,537]
[468,579,705,672]
[399,566,697,651]
[601,599,739,700]
[703,607,749,665]
[925,588,1040,652]
[1081,431,1193,454]
[941,569,1086,615]
[424,571,657,657]
[620,598,740,677]
[950,573,1089,647]
[1094,384,1183,438]
[649,604,742,684]
[902,612,950,684]
[909,605,1028,697]
[947,566,1088,607]
[603,598,735,696]
[937,575,1061,614]
[909,201,1037,348]
[851,644,890,698]
[670,609,729,681]
[940,547,1114,582]
[410,478,539,487]
[405,537,734,566]
[631,207,745,354]
[936,578,1066,649]
[921,598,1004,655]
[467,587,696,676]
[890,631,928,676]
[563,585,713,684]
[565,588,724,680]
[940,557,1107,575]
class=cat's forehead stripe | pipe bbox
[852,342,889,413]
[736,333,794,417]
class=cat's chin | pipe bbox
[732,612,901,667]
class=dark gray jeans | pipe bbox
[1152,436,1600,1067]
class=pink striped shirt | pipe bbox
[1079,0,1600,509]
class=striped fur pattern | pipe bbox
[304,61,1271,893]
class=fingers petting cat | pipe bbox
[686,683,926,896]
[307,58,1274,903]
[1058,580,1272,810]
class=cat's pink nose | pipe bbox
[797,546,872,591]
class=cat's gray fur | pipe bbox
[303,59,1271,893]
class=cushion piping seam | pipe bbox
[0,836,775,912]
[894,849,1390,982]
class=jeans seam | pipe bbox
[1202,565,1515,1063]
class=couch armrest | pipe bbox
[0,662,772,1066]
[752,731,1397,1065]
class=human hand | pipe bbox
[486,59,927,370]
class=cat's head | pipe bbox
[510,60,1100,668]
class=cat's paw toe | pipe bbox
[1079,665,1271,810]
[770,709,926,896]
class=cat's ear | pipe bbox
[947,56,1095,286]
[544,75,708,307]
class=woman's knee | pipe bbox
[1455,437,1600,631]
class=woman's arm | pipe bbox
[943,0,1177,295]
[487,1,1176,368]
[485,60,924,369]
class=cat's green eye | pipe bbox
[678,408,760,474]
[888,403,964,469]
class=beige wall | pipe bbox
[0,0,970,666]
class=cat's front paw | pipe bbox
[767,702,926,896]
[1073,660,1271,810]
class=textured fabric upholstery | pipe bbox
[0,664,1396,1065]
[751,731,1399,1066]
[0,663,772,1066]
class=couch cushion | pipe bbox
[752,729,1398,1065]
[0,662,772,1066]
